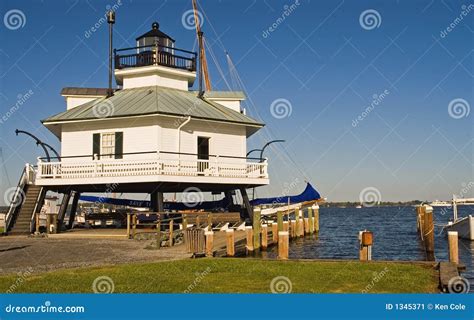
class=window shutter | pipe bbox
[115,132,123,159]
[93,133,100,160]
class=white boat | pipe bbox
[430,200,452,207]
[445,196,474,240]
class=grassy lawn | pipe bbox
[0,259,438,293]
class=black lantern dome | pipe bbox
[136,22,175,50]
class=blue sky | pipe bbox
[0,0,472,204]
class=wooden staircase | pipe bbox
[9,185,43,235]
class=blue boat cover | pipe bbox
[79,183,321,209]
[79,195,229,211]
[249,183,321,206]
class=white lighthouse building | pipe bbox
[6,21,269,234]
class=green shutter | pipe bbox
[93,133,100,160]
[115,132,123,159]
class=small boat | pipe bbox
[430,200,452,207]
[355,204,362,209]
[445,196,474,240]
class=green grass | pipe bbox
[0,259,438,293]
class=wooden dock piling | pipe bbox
[132,214,137,238]
[245,226,254,252]
[205,230,214,257]
[283,220,289,232]
[448,231,459,264]
[169,220,174,246]
[156,221,161,248]
[312,204,320,233]
[308,207,314,234]
[226,229,235,257]
[278,231,289,260]
[277,210,284,232]
[359,230,373,261]
[304,217,309,234]
[423,205,435,261]
[261,224,268,250]
[272,222,278,242]
[253,208,261,250]
[126,214,131,238]
[290,220,296,238]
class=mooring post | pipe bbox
[205,230,214,257]
[35,212,40,233]
[253,207,261,250]
[290,219,296,238]
[169,220,174,246]
[418,206,426,239]
[359,230,373,261]
[46,214,51,234]
[52,214,57,234]
[126,214,131,238]
[226,229,235,257]
[182,214,187,230]
[278,231,289,260]
[313,204,320,233]
[283,220,289,232]
[196,215,201,228]
[423,205,435,261]
[156,221,161,248]
[448,231,459,264]
[308,207,314,234]
[277,210,284,232]
[272,221,278,243]
[261,224,268,250]
[207,213,212,231]
[132,214,137,239]
[245,226,254,252]
[293,210,299,236]
[298,209,304,237]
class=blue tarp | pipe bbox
[79,182,321,209]
[249,183,321,206]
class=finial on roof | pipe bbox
[152,22,159,30]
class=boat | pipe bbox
[445,196,474,240]
[355,204,362,209]
[430,200,452,207]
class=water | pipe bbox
[264,206,473,291]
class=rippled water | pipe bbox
[264,206,473,291]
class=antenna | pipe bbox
[107,10,115,98]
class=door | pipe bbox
[197,137,209,174]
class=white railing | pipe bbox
[36,157,268,181]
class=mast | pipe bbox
[192,0,212,93]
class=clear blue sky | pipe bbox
[0,0,472,204]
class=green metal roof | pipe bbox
[43,86,263,127]
[202,91,246,100]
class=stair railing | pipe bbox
[5,163,35,232]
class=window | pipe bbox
[92,132,123,160]
[101,133,115,159]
